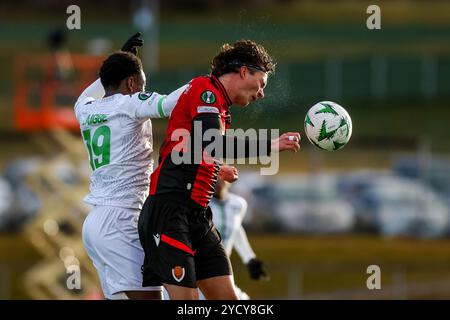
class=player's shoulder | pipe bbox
[184,76,224,118]
[118,91,152,104]
[77,94,132,117]
[75,96,95,111]
[74,97,98,120]
[131,91,156,101]
[190,75,216,89]
[112,92,154,112]
[188,75,221,100]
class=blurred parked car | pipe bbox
[236,173,355,233]
[393,155,450,213]
[0,176,14,230]
[1,158,42,231]
[339,170,450,238]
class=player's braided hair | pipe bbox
[210,40,275,78]
[99,51,143,89]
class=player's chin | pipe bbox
[237,100,251,108]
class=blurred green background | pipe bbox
[0,0,450,300]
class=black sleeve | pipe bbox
[192,113,271,159]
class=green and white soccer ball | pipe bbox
[304,101,352,151]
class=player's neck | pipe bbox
[104,90,122,98]
[104,82,133,98]
[217,75,235,103]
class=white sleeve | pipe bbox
[129,84,188,119]
[232,199,257,264]
[234,226,256,264]
[163,84,188,117]
[74,79,105,109]
[128,92,167,119]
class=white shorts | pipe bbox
[82,205,162,299]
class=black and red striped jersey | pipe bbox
[149,75,232,208]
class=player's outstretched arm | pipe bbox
[232,199,256,266]
[234,225,269,281]
[74,78,105,109]
[131,84,188,119]
[234,224,256,264]
[233,199,269,281]
[75,32,144,108]
[121,32,144,56]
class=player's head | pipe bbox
[214,178,231,200]
[99,51,146,94]
[210,40,275,107]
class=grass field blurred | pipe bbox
[2,232,450,299]
[232,234,450,299]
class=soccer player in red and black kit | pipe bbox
[138,40,300,300]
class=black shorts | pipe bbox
[138,194,232,288]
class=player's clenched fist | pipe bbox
[247,258,269,281]
[219,164,239,183]
[121,32,144,56]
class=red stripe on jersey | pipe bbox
[191,160,220,207]
[161,234,196,256]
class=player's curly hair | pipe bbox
[210,40,275,78]
[99,51,143,89]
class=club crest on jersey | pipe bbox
[200,90,216,104]
[172,266,185,282]
[138,92,153,101]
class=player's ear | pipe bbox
[239,66,247,79]
[126,76,134,93]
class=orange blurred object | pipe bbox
[13,54,104,132]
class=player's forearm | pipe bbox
[222,135,271,159]
[136,93,168,119]
[162,84,188,117]
[141,84,188,119]
[234,226,256,264]
[193,114,271,159]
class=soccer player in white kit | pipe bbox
[75,34,186,299]
[208,177,268,299]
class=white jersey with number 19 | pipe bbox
[74,80,186,209]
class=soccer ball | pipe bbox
[304,101,352,151]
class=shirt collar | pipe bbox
[210,75,232,107]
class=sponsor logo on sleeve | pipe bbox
[197,106,219,114]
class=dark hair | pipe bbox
[210,40,275,78]
[99,51,143,89]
